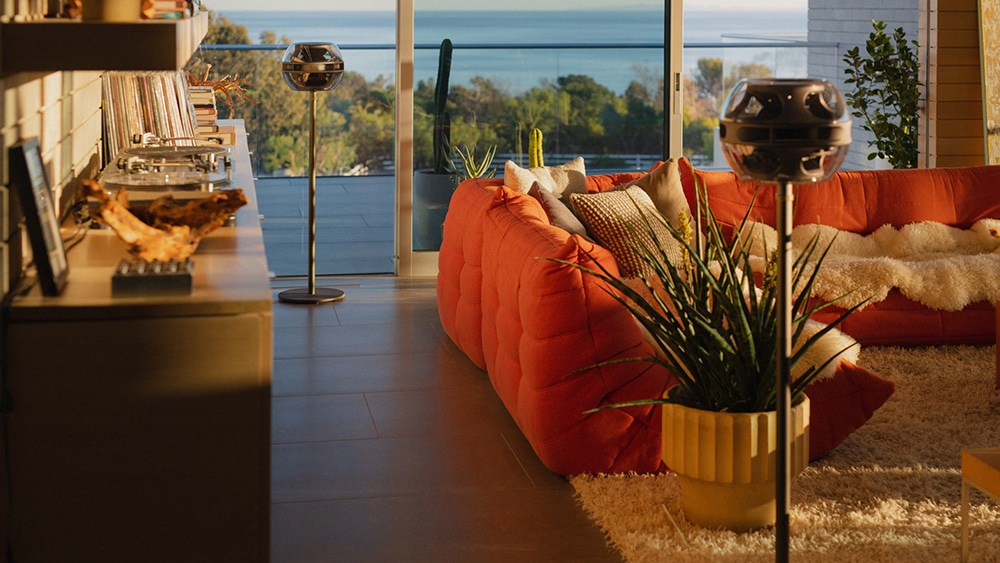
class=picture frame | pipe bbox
[9,138,69,296]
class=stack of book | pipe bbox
[189,85,237,146]
[141,0,189,19]
[189,85,218,130]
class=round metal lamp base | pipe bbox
[278,287,346,304]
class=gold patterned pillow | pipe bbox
[569,186,683,278]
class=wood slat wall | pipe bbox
[925,0,986,167]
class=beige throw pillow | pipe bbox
[504,157,587,197]
[570,186,684,279]
[619,158,691,229]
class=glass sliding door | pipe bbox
[191,6,399,278]
[397,0,682,275]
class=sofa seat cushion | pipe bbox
[811,292,996,346]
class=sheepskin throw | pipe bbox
[743,219,1000,311]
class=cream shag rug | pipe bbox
[571,346,1000,562]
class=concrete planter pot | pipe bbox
[412,170,456,251]
[661,395,810,532]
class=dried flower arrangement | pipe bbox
[185,65,258,114]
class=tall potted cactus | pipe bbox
[529,127,544,168]
[414,38,456,251]
[432,38,453,174]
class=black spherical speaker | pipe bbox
[277,42,347,304]
[281,42,345,92]
[719,78,851,184]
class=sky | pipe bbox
[200,0,798,11]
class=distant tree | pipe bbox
[684,71,715,122]
[624,81,652,108]
[680,58,775,162]
[349,81,396,173]
[617,82,663,154]
[689,57,774,119]
[185,11,257,119]
[451,77,506,127]
[557,74,625,154]
[695,58,724,107]
[727,62,773,89]
[501,83,564,159]
[202,11,252,45]
[191,10,702,174]
[683,105,717,159]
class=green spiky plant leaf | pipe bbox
[553,165,865,413]
[447,143,497,181]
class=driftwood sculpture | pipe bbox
[82,179,248,262]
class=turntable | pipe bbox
[98,135,233,201]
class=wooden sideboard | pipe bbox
[1,122,272,562]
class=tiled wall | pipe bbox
[1,69,103,295]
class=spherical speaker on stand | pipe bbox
[278,42,347,304]
[720,78,851,183]
[719,78,851,562]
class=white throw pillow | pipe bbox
[504,157,587,197]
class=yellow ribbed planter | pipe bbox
[661,397,810,532]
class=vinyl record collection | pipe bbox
[101,71,198,163]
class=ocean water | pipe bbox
[211,8,808,94]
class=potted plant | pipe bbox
[843,19,922,169]
[562,170,860,531]
[413,38,455,251]
[186,66,258,116]
[447,143,498,180]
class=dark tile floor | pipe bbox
[264,188,622,560]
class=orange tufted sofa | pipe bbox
[684,162,1000,346]
[434,158,967,475]
[437,175,673,475]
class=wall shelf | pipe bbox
[4,122,271,561]
[0,12,208,75]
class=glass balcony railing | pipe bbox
[190,39,837,179]
[189,38,837,276]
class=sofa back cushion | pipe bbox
[586,171,645,192]
[684,164,1000,233]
